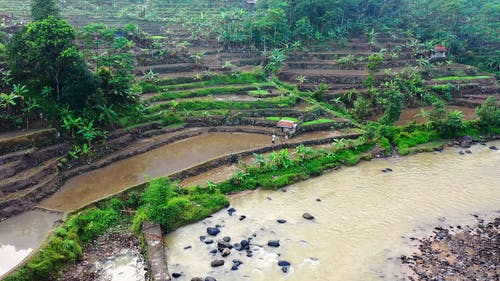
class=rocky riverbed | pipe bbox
[402,215,499,281]
[60,225,146,281]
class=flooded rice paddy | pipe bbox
[0,211,61,277]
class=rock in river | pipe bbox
[227,207,236,216]
[277,219,286,224]
[303,212,315,220]
[205,277,217,281]
[211,260,225,267]
[217,239,233,250]
[221,248,231,257]
[268,240,280,247]
[278,260,291,267]
[207,227,220,236]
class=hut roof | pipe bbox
[277,120,295,128]
[434,45,447,51]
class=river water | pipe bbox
[164,141,500,281]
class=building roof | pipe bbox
[434,45,447,51]
[277,120,295,128]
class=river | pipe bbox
[164,141,500,281]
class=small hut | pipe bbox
[277,120,297,137]
[431,45,447,59]
[246,0,257,11]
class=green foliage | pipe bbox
[146,96,295,113]
[366,53,384,73]
[0,42,7,60]
[432,75,491,81]
[336,54,355,69]
[31,0,60,21]
[377,87,404,125]
[264,49,287,76]
[393,129,439,155]
[312,83,328,102]
[440,110,466,137]
[149,85,266,102]
[302,119,334,126]
[141,178,229,231]
[352,97,372,120]
[428,83,454,101]
[363,75,376,88]
[8,16,98,112]
[378,136,392,155]
[476,96,500,128]
[138,81,160,94]
[429,99,447,128]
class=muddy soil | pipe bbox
[60,225,146,281]
[402,216,500,281]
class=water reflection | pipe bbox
[0,211,60,277]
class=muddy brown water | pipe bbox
[164,141,500,281]
[0,210,61,277]
[370,106,477,126]
[38,132,271,212]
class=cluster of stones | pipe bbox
[172,206,317,280]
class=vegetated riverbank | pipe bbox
[402,215,499,281]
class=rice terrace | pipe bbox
[0,1,498,280]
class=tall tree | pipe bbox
[31,0,60,21]
[8,16,98,112]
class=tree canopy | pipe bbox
[31,0,60,21]
[8,16,98,111]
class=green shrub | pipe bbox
[393,129,438,154]
[378,136,392,154]
[476,96,500,128]
[138,81,160,93]
[440,110,466,137]
[432,75,490,81]
[141,178,229,231]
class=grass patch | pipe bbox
[432,75,491,81]
[149,85,261,102]
[247,89,271,96]
[301,118,335,126]
[393,129,439,155]
[158,71,265,87]
[265,116,299,122]
[145,96,297,113]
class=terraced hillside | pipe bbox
[1,0,243,34]
[280,35,416,88]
